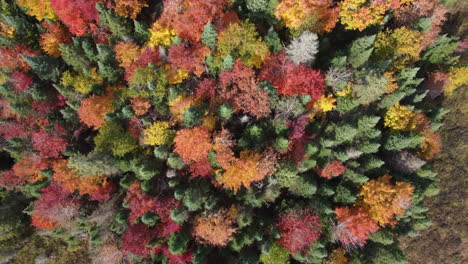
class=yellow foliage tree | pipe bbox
[0,22,15,38]
[216,21,270,68]
[373,27,423,71]
[61,68,104,94]
[274,0,339,32]
[324,248,349,264]
[445,67,468,95]
[17,0,57,21]
[313,94,336,112]
[143,121,175,146]
[384,104,417,131]
[164,65,189,84]
[339,0,411,31]
[147,21,177,47]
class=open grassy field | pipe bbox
[400,86,467,264]
[400,2,467,263]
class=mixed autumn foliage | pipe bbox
[0,0,466,263]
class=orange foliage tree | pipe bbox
[173,126,213,177]
[130,97,151,116]
[114,41,142,70]
[192,206,238,247]
[418,132,441,160]
[357,175,414,226]
[212,128,236,168]
[0,44,37,72]
[110,0,148,19]
[12,155,49,184]
[318,160,346,179]
[259,52,326,105]
[218,60,271,119]
[77,93,114,130]
[217,150,276,193]
[40,21,72,57]
[52,159,114,201]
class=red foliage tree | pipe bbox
[160,0,231,43]
[218,60,271,118]
[161,247,193,264]
[122,223,193,263]
[123,184,185,261]
[122,223,159,257]
[420,5,447,49]
[394,0,438,26]
[0,170,25,190]
[189,160,213,179]
[259,52,326,104]
[277,209,322,254]
[333,206,379,249]
[50,0,100,36]
[0,44,37,71]
[124,183,181,235]
[1,116,56,140]
[168,43,210,77]
[127,116,143,140]
[31,182,80,230]
[31,93,67,116]
[31,130,68,159]
[10,70,33,92]
[318,161,347,179]
[195,78,216,100]
[0,118,33,139]
[213,10,241,33]
[286,115,310,163]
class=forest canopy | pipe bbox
[0,0,466,263]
